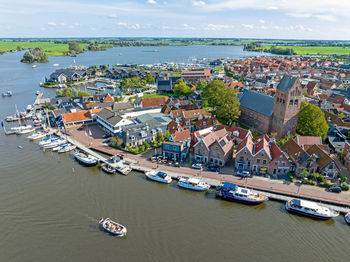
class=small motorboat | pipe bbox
[73,151,99,166]
[5,115,19,122]
[177,177,210,191]
[345,212,350,225]
[16,128,35,135]
[101,163,116,174]
[285,199,339,220]
[53,63,59,67]
[58,144,76,153]
[10,125,33,132]
[99,218,127,236]
[220,182,268,205]
[2,91,12,97]
[145,170,172,184]
[32,65,37,68]
[27,131,47,140]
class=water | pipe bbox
[0,46,350,262]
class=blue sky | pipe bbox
[0,0,349,40]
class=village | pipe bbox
[26,55,350,201]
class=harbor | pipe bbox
[1,47,350,262]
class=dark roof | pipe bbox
[239,90,274,117]
[277,75,298,93]
[113,102,134,111]
[96,108,123,126]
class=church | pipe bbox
[239,75,303,138]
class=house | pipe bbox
[188,90,202,102]
[181,69,212,82]
[162,129,191,161]
[194,117,219,131]
[61,108,104,127]
[118,124,159,148]
[140,96,170,108]
[157,77,181,93]
[343,142,350,171]
[235,135,290,175]
[95,108,133,135]
[49,68,92,83]
[191,127,213,146]
[225,126,253,145]
[306,144,338,177]
[193,129,233,166]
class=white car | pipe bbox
[191,163,202,169]
[236,170,250,177]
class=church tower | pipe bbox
[271,75,302,138]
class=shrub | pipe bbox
[301,179,316,186]
[319,182,333,188]
[341,182,350,191]
[287,173,294,182]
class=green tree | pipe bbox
[202,80,241,124]
[77,90,92,97]
[196,81,208,90]
[297,101,328,140]
[164,130,171,140]
[173,80,193,96]
[144,74,155,83]
[156,131,164,142]
[110,137,124,148]
[225,72,235,78]
[339,113,346,120]
[68,41,83,53]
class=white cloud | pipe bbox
[108,13,118,19]
[118,22,141,29]
[267,6,278,10]
[47,22,56,26]
[193,1,206,6]
[314,14,336,22]
[59,22,66,26]
[258,19,265,24]
[205,24,233,30]
[288,13,312,18]
[242,24,254,29]
[147,0,156,4]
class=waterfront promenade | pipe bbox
[62,125,350,210]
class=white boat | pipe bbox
[220,182,268,205]
[32,65,37,68]
[42,139,67,149]
[145,170,172,184]
[52,143,68,152]
[27,131,47,140]
[345,212,350,225]
[99,218,127,236]
[16,128,35,135]
[39,137,61,147]
[73,151,99,166]
[177,177,210,191]
[10,125,33,131]
[285,199,339,220]
[58,144,76,153]
[53,63,59,67]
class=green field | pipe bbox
[264,45,350,55]
[0,41,105,56]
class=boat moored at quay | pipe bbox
[285,199,339,220]
[177,177,210,191]
[344,212,350,225]
[73,151,99,167]
[145,170,172,184]
[219,182,268,205]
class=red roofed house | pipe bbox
[103,93,115,102]
[235,134,290,174]
[61,108,105,127]
[226,126,253,145]
[193,129,233,166]
[141,96,170,108]
[181,69,212,82]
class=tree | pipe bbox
[77,90,91,97]
[68,41,82,53]
[164,130,171,140]
[173,80,193,96]
[110,137,124,148]
[144,74,155,84]
[156,131,164,142]
[297,101,328,140]
[339,113,346,120]
[196,81,208,90]
[202,80,241,124]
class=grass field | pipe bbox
[264,45,350,55]
[0,41,105,56]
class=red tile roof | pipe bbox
[142,96,169,108]
[236,136,254,154]
[227,126,250,140]
[103,93,114,102]
[254,136,271,159]
[295,136,322,147]
[62,108,105,123]
[171,129,191,142]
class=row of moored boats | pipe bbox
[144,171,346,222]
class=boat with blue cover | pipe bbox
[219,182,268,205]
[145,170,172,184]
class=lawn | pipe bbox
[264,45,350,55]
[0,40,107,56]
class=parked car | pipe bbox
[207,164,220,172]
[116,153,124,160]
[328,186,341,193]
[191,163,202,169]
[236,170,251,177]
[174,162,180,168]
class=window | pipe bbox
[294,99,298,105]
[282,161,286,167]
[261,153,264,157]
[203,121,206,126]
[257,159,260,164]
[275,161,279,166]
[244,150,247,154]
[216,146,218,150]
[283,100,285,104]
[217,152,221,158]
[212,152,216,157]
[263,160,267,165]
[239,156,244,161]
[289,100,293,105]
[197,149,200,154]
